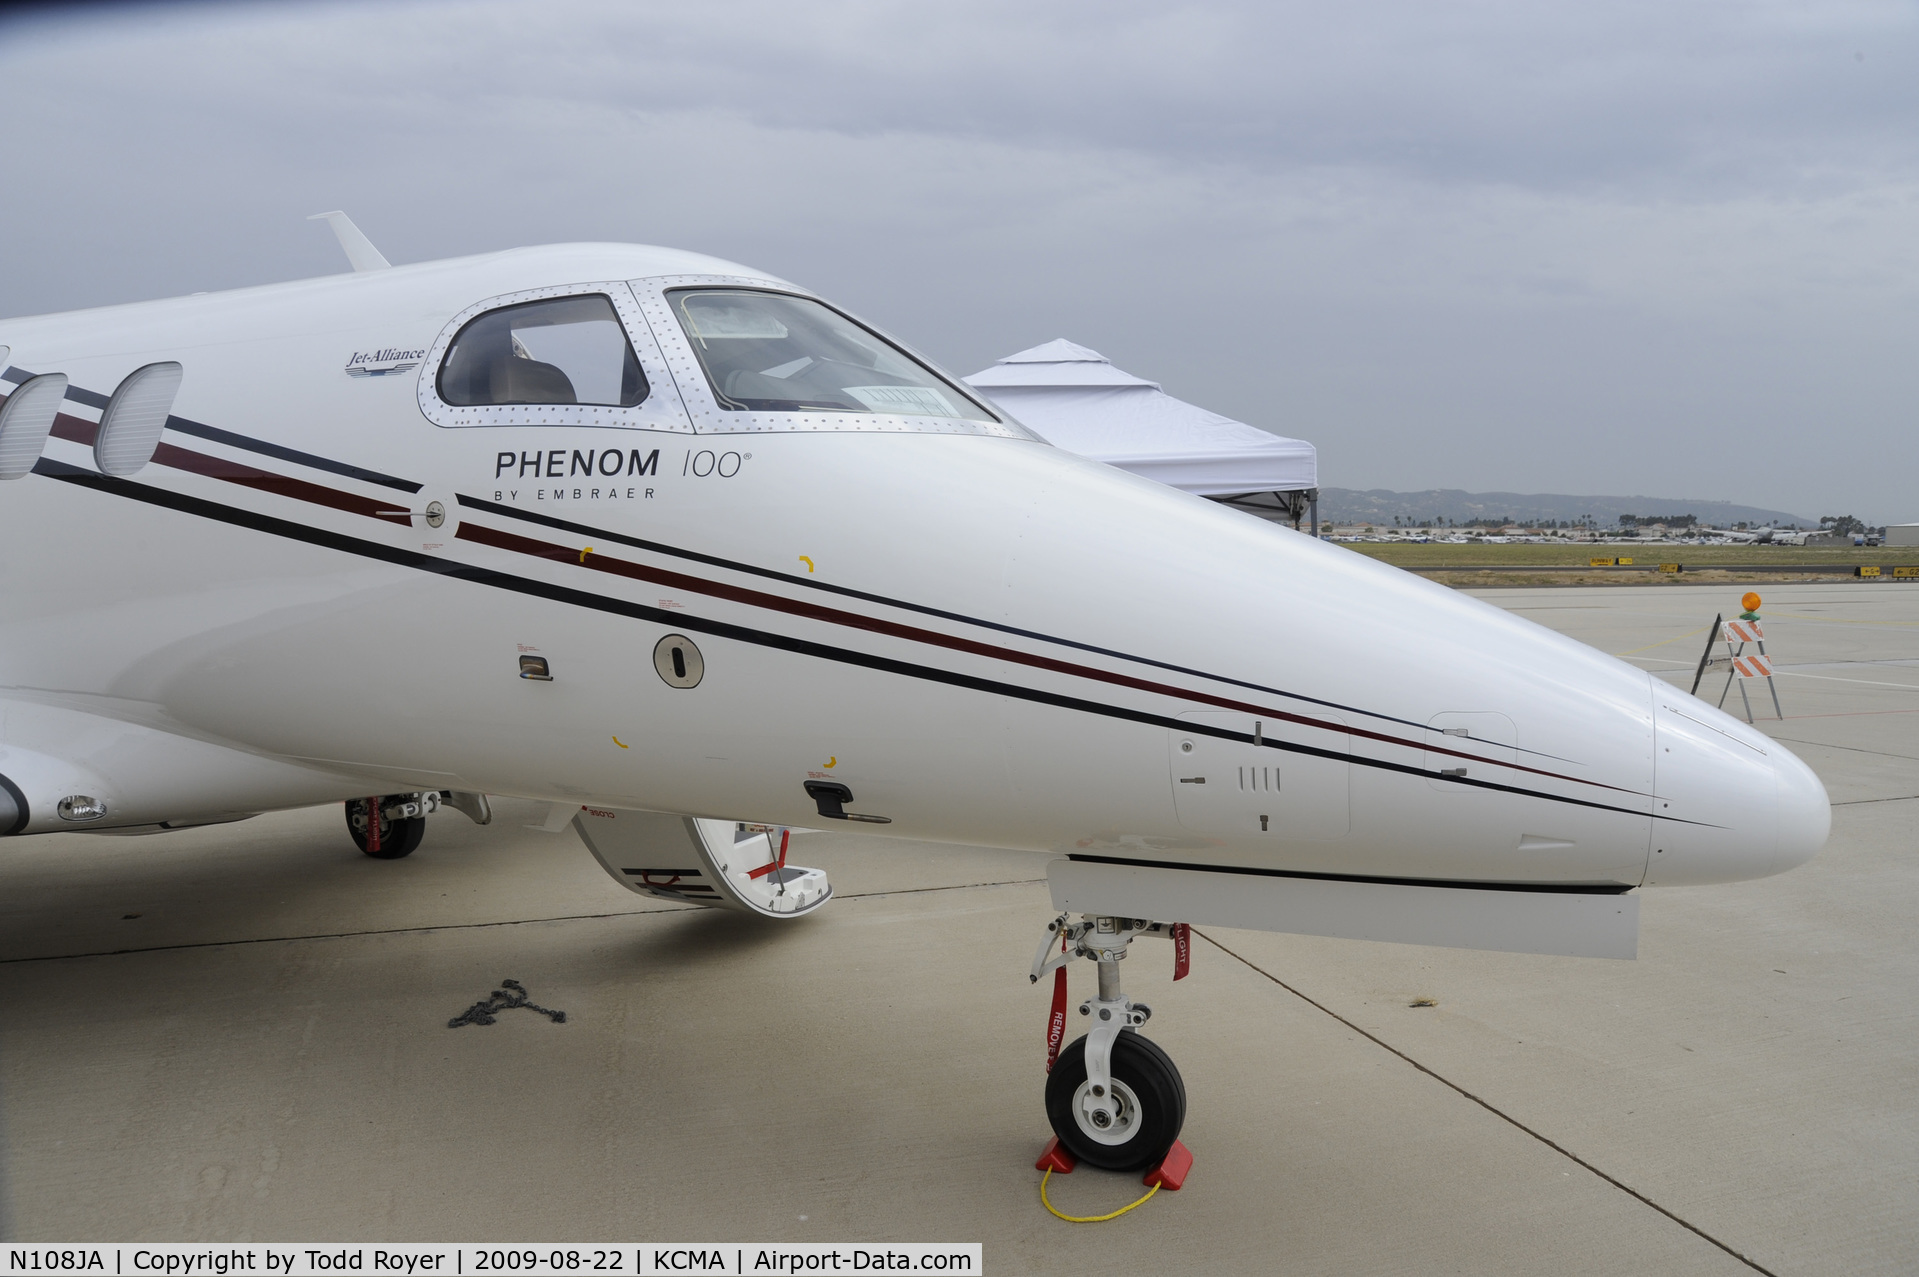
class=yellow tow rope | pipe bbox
[1039,1168,1160,1222]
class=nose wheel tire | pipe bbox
[346,797,426,859]
[1045,1031,1186,1172]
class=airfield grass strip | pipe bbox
[1347,543,1918,570]
[1196,928,1783,1277]
[0,877,1046,966]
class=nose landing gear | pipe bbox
[345,791,492,858]
[345,792,438,859]
[1031,914,1188,1171]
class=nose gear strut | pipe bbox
[1030,913,1190,1171]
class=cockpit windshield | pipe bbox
[667,289,997,422]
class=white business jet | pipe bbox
[0,217,1828,1171]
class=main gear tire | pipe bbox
[1044,1030,1186,1172]
[346,797,426,859]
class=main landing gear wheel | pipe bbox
[1046,1030,1186,1172]
[346,796,426,859]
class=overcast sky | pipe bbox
[2,0,1914,520]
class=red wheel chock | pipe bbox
[1035,1137,1078,1174]
[1142,1140,1193,1190]
[1034,1137,1193,1189]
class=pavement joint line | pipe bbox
[0,876,1047,966]
[843,876,1046,899]
[1767,736,1919,763]
[1771,661,1919,672]
[1780,658,1919,666]
[1647,702,1919,725]
[1754,707,1919,721]
[1193,928,1783,1277]
[1636,656,1919,693]
[1767,613,1919,627]
[1612,624,1713,658]
[1767,670,1919,691]
[1765,661,1919,671]
[1832,794,1919,806]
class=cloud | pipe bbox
[129,0,1913,193]
[0,0,1914,516]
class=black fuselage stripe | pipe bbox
[1065,853,1636,895]
[456,517,1630,794]
[164,416,423,493]
[33,457,1692,827]
[4,367,1558,762]
[454,491,1577,762]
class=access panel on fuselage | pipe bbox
[1168,710,1349,841]
[1423,711,1518,792]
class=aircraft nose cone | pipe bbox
[1647,686,1830,886]
[1769,739,1831,875]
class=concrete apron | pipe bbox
[3,581,1915,1273]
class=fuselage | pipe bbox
[0,243,1828,890]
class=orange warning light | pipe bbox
[1742,592,1762,613]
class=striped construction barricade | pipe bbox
[1689,609,1783,722]
[1717,618,1782,722]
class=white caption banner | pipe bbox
[2,1246,982,1277]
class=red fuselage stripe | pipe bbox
[455,518,1633,793]
[19,380,1629,797]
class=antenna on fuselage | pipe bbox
[307,210,392,272]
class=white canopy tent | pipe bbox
[965,339,1320,530]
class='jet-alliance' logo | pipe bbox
[344,347,426,378]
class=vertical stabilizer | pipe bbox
[307,211,392,272]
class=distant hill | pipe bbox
[1317,488,1815,529]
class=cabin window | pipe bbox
[666,288,995,421]
[438,294,647,408]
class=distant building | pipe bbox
[1887,523,1919,547]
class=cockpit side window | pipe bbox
[666,288,996,422]
[439,294,646,408]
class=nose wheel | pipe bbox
[1031,914,1189,1172]
[346,793,435,859]
[1045,1031,1186,1171]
